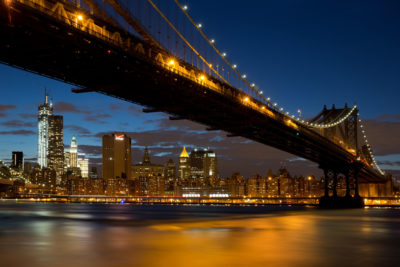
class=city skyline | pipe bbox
[1,0,400,179]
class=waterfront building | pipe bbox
[228,172,245,197]
[11,151,23,171]
[266,176,279,196]
[131,147,164,196]
[189,148,218,185]
[48,115,64,183]
[178,147,190,180]
[102,133,131,179]
[164,159,176,195]
[164,159,176,181]
[246,174,267,197]
[278,167,293,197]
[67,178,105,195]
[37,93,53,168]
[105,178,128,196]
[30,167,56,189]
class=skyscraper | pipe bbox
[78,156,89,178]
[189,148,218,184]
[102,133,131,179]
[131,147,164,196]
[164,159,176,181]
[48,115,64,182]
[11,151,23,170]
[69,136,78,168]
[178,147,190,180]
[37,93,53,168]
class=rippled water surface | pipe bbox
[0,201,399,266]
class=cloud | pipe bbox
[127,105,142,113]
[362,119,400,156]
[19,113,37,119]
[84,113,111,123]
[0,119,35,128]
[0,130,35,135]
[377,161,400,167]
[376,114,400,121]
[0,105,16,111]
[79,145,102,156]
[54,101,91,114]
[64,125,91,135]
[110,103,123,111]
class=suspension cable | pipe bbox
[147,0,230,85]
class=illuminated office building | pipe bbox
[11,151,23,170]
[37,93,53,168]
[78,158,89,178]
[178,146,190,180]
[102,132,131,179]
[48,115,64,183]
[189,148,218,184]
[131,147,164,196]
[69,136,78,167]
[164,159,176,181]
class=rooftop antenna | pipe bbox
[44,87,48,104]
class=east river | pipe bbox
[0,201,399,266]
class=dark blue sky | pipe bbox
[0,0,399,178]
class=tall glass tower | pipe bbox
[37,93,53,168]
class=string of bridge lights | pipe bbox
[175,1,362,129]
[175,2,384,175]
[175,1,283,112]
[358,116,384,175]
[303,105,358,129]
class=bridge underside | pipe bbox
[0,1,385,183]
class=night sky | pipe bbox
[0,0,399,178]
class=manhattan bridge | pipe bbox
[0,0,393,206]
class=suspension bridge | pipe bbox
[0,0,393,206]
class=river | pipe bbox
[0,201,398,266]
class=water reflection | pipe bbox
[0,202,399,266]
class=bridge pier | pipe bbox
[319,163,364,208]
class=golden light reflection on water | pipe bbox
[0,205,400,267]
[142,215,322,267]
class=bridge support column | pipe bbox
[319,164,363,208]
[323,169,329,197]
[353,165,360,198]
[332,170,338,198]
